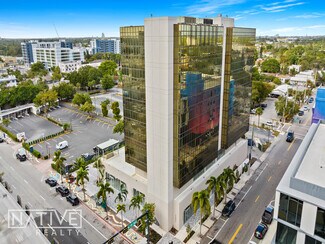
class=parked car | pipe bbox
[303,106,309,111]
[56,185,70,197]
[66,194,80,206]
[81,153,95,161]
[0,137,4,143]
[265,121,273,127]
[16,148,27,162]
[298,110,304,116]
[260,103,267,108]
[309,97,314,103]
[250,109,256,114]
[254,223,268,239]
[45,177,58,187]
[286,131,294,142]
[56,141,68,150]
[222,200,236,217]
[262,205,274,224]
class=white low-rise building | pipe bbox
[274,121,325,243]
[0,75,17,87]
[58,61,81,73]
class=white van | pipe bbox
[56,141,68,150]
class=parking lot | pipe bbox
[32,106,123,164]
[6,114,62,142]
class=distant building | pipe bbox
[288,64,301,73]
[312,87,325,124]
[90,38,120,54]
[274,121,325,243]
[58,61,81,73]
[0,75,17,87]
[290,70,315,85]
[21,40,85,68]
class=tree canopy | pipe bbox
[261,58,280,73]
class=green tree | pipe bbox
[192,189,211,236]
[113,119,124,134]
[117,203,126,227]
[129,194,144,218]
[72,93,91,106]
[76,167,89,201]
[261,58,280,73]
[53,150,66,184]
[33,90,58,114]
[2,118,11,127]
[115,183,128,203]
[51,66,62,81]
[223,167,236,194]
[138,203,156,235]
[80,101,95,116]
[93,159,105,183]
[275,96,299,122]
[217,174,227,203]
[101,75,115,90]
[29,62,48,77]
[255,107,263,127]
[206,176,222,219]
[101,99,110,117]
[88,80,96,90]
[74,157,87,171]
[54,82,76,100]
[97,181,114,219]
[98,60,117,76]
[111,101,121,121]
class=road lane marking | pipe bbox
[40,195,45,201]
[278,160,282,165]
[287,138,296,151]
[27,202,32,207]
[237,185,252,208]
[24,179,29,184]
[268,176,272,182]
[10,166,14,171]
[255,163,268,182]
[12,185,16,189]
[228,224,243,244]
[47,224,54,231]
[255,195,260,203]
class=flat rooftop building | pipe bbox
[274,121,325,243]
[104,15,255,231]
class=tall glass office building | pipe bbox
[118,16,255,231]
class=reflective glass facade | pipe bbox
[221,27,256,148]
[315,208,325,239]
[120,26,147,171]
[173,24,224,188]
[275,222,297,244]
[278,193,303,227]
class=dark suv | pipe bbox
[286,131,294,142]
[222,200,236,217]
[254,223,268,239]
[262,205,274,224]
[56,185,70,197]
[66,194,79,206]
[45,177,58,187]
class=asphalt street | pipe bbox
[0,142,128,244]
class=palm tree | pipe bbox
[74,157,87,170]
[255,107,263,127]
[76,167,89,202]
[217,174,228,204]
[117,203,126,227]
[53,150,66,184]
[223,167,236,192]
[206,176,221,219]
[192,189,211,236]
[98,168,105,184]
[115,183,128,203]
[97,181,114,220]
[93,159,105,184]
[129,194,144,218]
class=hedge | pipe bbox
[22,143,42,158]
[0,124,18,142]
[27,130,64,146]
[47,117,63,127]
[183,230,195,243]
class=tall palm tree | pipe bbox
[74,157,87,171]
[115,183,128,203]
[206,176,221,219]
[117,203,126,227]
[223,167,236,192]
[255,107,263,127]
[76,167,89,202]
[192,189,211,236]
[129,194,144,218]
[217,174,228,204]
[97,181,114,220]
[93,159,105,184]
[53,150,66,184]
[98,168,105,184]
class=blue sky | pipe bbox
[0,0,324,38]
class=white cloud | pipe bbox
[261,2,304,11]
[185,0,246,15]
[258,24,325,36]
[294,13,325,19]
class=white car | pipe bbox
[266,121,273,127]
[56,141,68,150]
[303,106,308,111]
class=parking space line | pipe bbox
[255,195,260,203]
[268,176,272,182]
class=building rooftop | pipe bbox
[295,123,325,187]
[277,121,325,206]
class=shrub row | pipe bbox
[27,130,64,146]
[183,230,195,243]
[0,124,18,142]
[47,117,63,127]
[22,142,42,158]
